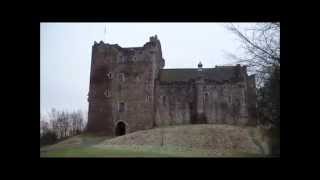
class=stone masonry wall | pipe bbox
[155,82,194,126]
[202,82,249,126]
[87,38,163,135]
[155,81,250,127]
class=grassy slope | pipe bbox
[40,124,270,157]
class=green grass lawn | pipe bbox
[41,143,265,157]
[41,142,213,157]
[41,147,175,157]
[40,133,180,157]
[40,146,263,157]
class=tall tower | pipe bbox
[86,36,165,136]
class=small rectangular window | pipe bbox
[204,93,209,103]
[119,73,125,82]
[119,102,125,112]
[107,72,112,79]
[146,95,151,102]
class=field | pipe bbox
[40,124,271,157]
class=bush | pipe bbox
[40,131,58,147]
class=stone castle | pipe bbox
[87,35,257,136]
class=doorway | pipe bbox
[115,121,126,136]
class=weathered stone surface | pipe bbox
[87,36,257,136]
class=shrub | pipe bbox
[40,131,58,147]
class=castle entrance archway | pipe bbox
[115,121,126,136]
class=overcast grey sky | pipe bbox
[40,23,253,117]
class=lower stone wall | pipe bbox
[203,83,248,126]
[155,83,193,126]
[155,82,250,127]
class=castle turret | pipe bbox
[198,61,203,71]
[195,62,207,124]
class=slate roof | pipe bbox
[159,66,242,83]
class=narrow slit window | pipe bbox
[104,89,111,98]
[204,92,209,103]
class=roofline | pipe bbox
[161,67,238,70]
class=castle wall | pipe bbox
[112,60,155,133]
[155,83,194,126]
[202,82,249,126]
[87,43,116,135]
[155,81,250,127]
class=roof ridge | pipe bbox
[159,66,238,82]
[161,67,235,70]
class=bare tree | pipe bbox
[225,23,280,156]
[225,22,280,126]
[59,111,69,138]
[225,23,280,87]
[40,112,58,146]
[40,119,49,137]
[41,108,86,148]
[70,110,84,136]
[48,108,61,138]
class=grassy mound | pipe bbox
[97,124,270,157]
[41,124,270,157]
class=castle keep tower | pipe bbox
[87,36,164,135]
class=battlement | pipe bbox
[91,35,163,68]
[93,35,160,50]
[149,35,158,42]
